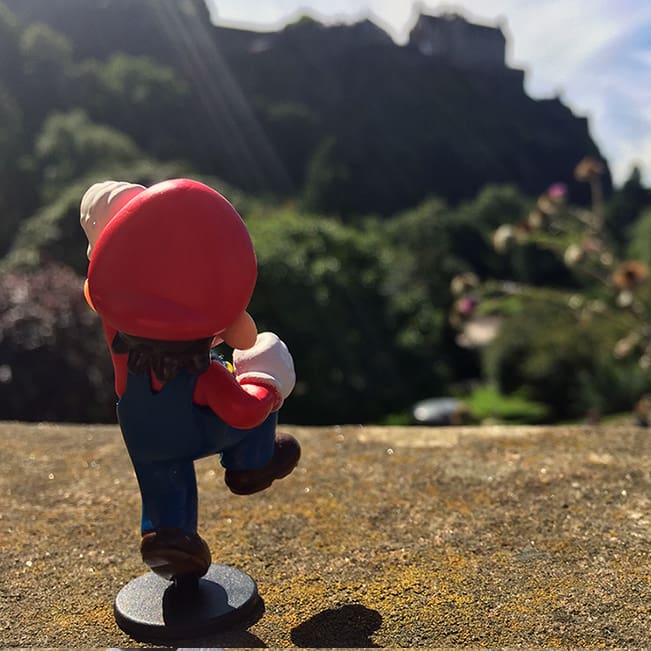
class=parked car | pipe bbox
[411,397,469,426]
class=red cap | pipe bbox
[87,179,257,341]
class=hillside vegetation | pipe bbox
[0,1,649,426]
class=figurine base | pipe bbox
[114,563,260,641]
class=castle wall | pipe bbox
[410,14,506,69]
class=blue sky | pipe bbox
[206,0,651,187]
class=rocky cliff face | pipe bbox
[6,0,609,214]
[409,13,506,69]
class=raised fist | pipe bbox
[233,332,295,400]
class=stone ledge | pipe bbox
[0,422,649,647]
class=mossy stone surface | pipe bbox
[1,422,649,647]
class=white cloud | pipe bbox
[207,0,383,30]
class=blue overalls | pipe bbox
[116,370,277,535]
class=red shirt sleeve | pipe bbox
[99,321,275,428]
[193,360,278,429]
[101,321,128,397]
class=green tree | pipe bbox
[245,207,415,424]
[444,184,532,281]
[34,110,143,199]
[457,184,531,232]
[628,207,651,266]
[301,137,352,216]
[484,299,651,421]
[19,22,73,128]
[0,2,21,93]
[378,197,487,390]
[259,101,319,189]
[75,54,192,160]
[0,85,25,254]
[379,199,458,346]
[4,159,209,275]
[606,167,651,249]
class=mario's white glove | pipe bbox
[233,332,295,409]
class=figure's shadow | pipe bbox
[291,603,382,648]
[122,595,267,647]
[155,597,267,648]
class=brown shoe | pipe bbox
[140,528,211,581]
[225,433,301,495]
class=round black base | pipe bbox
[114,564,260,641]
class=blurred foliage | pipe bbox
[245,209,402,423]
[0,0,649,425]
[35,110,144,199]
[452,161,651,422]
[3,161,235,275]
[627,207,651,266]
[464,385,548,424]
[0,263,114,422]
[3,0,608,213]
[481,299,648,421]
[71,54,193,161]
[605,167,651,251]
[0,85,25,255]
[19,22,73,129]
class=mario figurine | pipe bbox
[80,179,300,621]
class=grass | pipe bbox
[465,385,549,424]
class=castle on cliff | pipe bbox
[409,13,507,69]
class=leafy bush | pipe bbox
[4,162,232,275]
[34,109,143,199]
[481,290,651,421]
[452,164,651,422]
[245,208,421,424]
[628,207,651,265]
[0,263,114,422]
